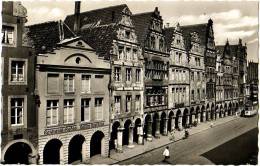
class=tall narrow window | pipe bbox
[118,46,124,59]
[81,75,91,93]
[135,95,141,112]
[11,98,24,125]
[114,67,121,82]
[136,68,141,83]
[81,99,90,122]
[126,68,132,82]
[11,61,25,82]
[197,71,200,81]
[126,95,132,112]
[114,96,121,114]
[126,48,131,60]
[46,100,58,126]
[2,25,14,45]
[151,36,156,49]
[191,90,194,101]
[191,71,194,81]
[197,89,200,99]
[64,74,74,92]
[133,49,138,60]
[95,98,103,120]
[64,99,74,124]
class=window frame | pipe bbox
[95,98,103,121]
[64,99,74,124]
[81,98,91,122]
[64,74,75,93]
[81,74,91,93]
[46,100,59,126]
[2,23,17,47]
[9,58,28,85]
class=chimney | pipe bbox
[74,1,81,32]
[166,23,170,28]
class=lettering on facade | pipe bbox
[44,121,105,135]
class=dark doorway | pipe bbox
[68,135,85,164]
[175,110,181,129]
[168,111,174,132]
[152,113,159,136]
[110,121,120,150]
[160,112,166,134]
[133,118,141,143]
[90,131,105,157]
[4,142,32,164]
[182,109,188,127]
[144,115,151,139]
[123,120,132,145]
[43,139,62,164]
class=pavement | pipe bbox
[89,114,246,164]
[117,115,258,165]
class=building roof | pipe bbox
[64,4,128,30]
[181,23,208,46]
[26,21,76,54]
[78,24,119,59]
[132,12,154,46]
[164,27,175,51]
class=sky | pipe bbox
[22,0,259,62]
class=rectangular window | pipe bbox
[126,68,132,82]
[81,99,90,122]
[114,67,121,82]
[197,89,200,99]
[126,95,132,112]
[191,90,194,101]
[11,98,24,125]
[118,46,124,59]
[95,98,103,120]
[2,25,14,44]
[133,49,137,60]
[135,95,141,112]
[136,69,141,83]
[64,99,74,124]
[197,71,200,81]
[114,96,121,114]
[11,61,25,82]
[191,71,194,81]
[64,74,74,93]
[46,100,58,126]
[125,31,131,39]
[126,48,131,60]
[47,74,59,94]
[81,75,91,93]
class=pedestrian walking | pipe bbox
[163,146,170,162]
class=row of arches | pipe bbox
[2,131,106,164]
[110,101,239,153]
[43,131,105,164]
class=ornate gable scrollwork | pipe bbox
[191,32,200,43]
[116,28,137,43]
[119,15,134,27]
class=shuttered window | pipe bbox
[47,74,59,93]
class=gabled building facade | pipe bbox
[182,26,207,124]
[132,7,169,141]
[1,2,37,164]
[165,23,190,132]
[27,21,111,164]
[64,3,144,153]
